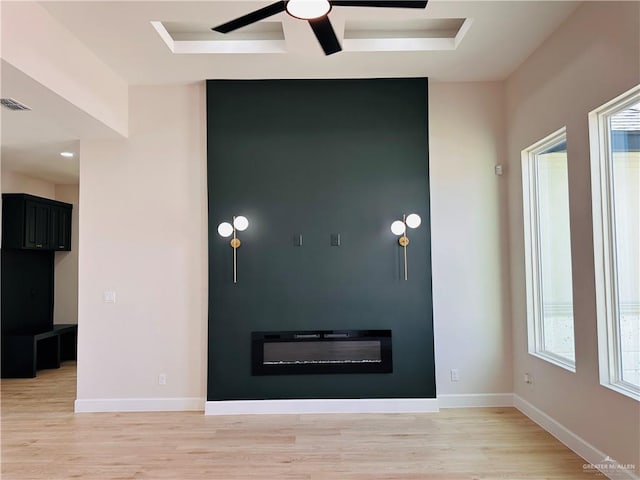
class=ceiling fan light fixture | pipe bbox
[286,0,332,20]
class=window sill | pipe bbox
[529,351,576,373]
[600,380,640,402]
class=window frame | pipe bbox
[522,127,576,372]
[589,85,640,401]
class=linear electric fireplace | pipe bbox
[251,330,392,375]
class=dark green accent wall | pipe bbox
[207,78,434,400]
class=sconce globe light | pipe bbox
[233,215,249,231]
[390,213,422,281]
[405,213,422,229]
[390,220,406,236]
[217,222,234,238]
[218,215,249,284]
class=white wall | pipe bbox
[506,1,640,469]
[429,82,513,396]
[1,170,56,198]
[54,184,79,325]
[76,84,207,408]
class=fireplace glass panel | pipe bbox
[263,340,382,365]
[252,330,392,375]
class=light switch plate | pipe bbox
[331,233,341,246]
[103,291,116,303]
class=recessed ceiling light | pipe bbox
[60,152,74,158]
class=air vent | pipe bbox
[0,98,31,111]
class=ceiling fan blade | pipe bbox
[212,1,286,33]
[308,17,342,56]
[330,1,427,8]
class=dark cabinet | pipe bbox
[25,199,51,249]
[2,194,72,251]
[51,205,72,251]
[1,193,75,378]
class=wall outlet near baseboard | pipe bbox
[524,373,533,384]
[450,369,460,382]
[158,374,167,385]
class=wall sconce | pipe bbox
[217,215,249,284]
[390,213,421,281]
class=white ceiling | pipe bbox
[1,0,581,185]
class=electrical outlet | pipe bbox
[450,369,460,382]
[524,373,533,384]
[158,374,167,385]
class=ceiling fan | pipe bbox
[212,0,429,56]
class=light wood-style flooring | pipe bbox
[2,362,597,479]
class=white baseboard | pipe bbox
[514,395,639,480]
[74,397,205,413]
[205,397,439,415]
[438,393,514,408]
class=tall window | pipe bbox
[522,128,576,371]
[590,85,640,401]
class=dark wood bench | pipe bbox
[1,324,77,378]
[53,324,78,362]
